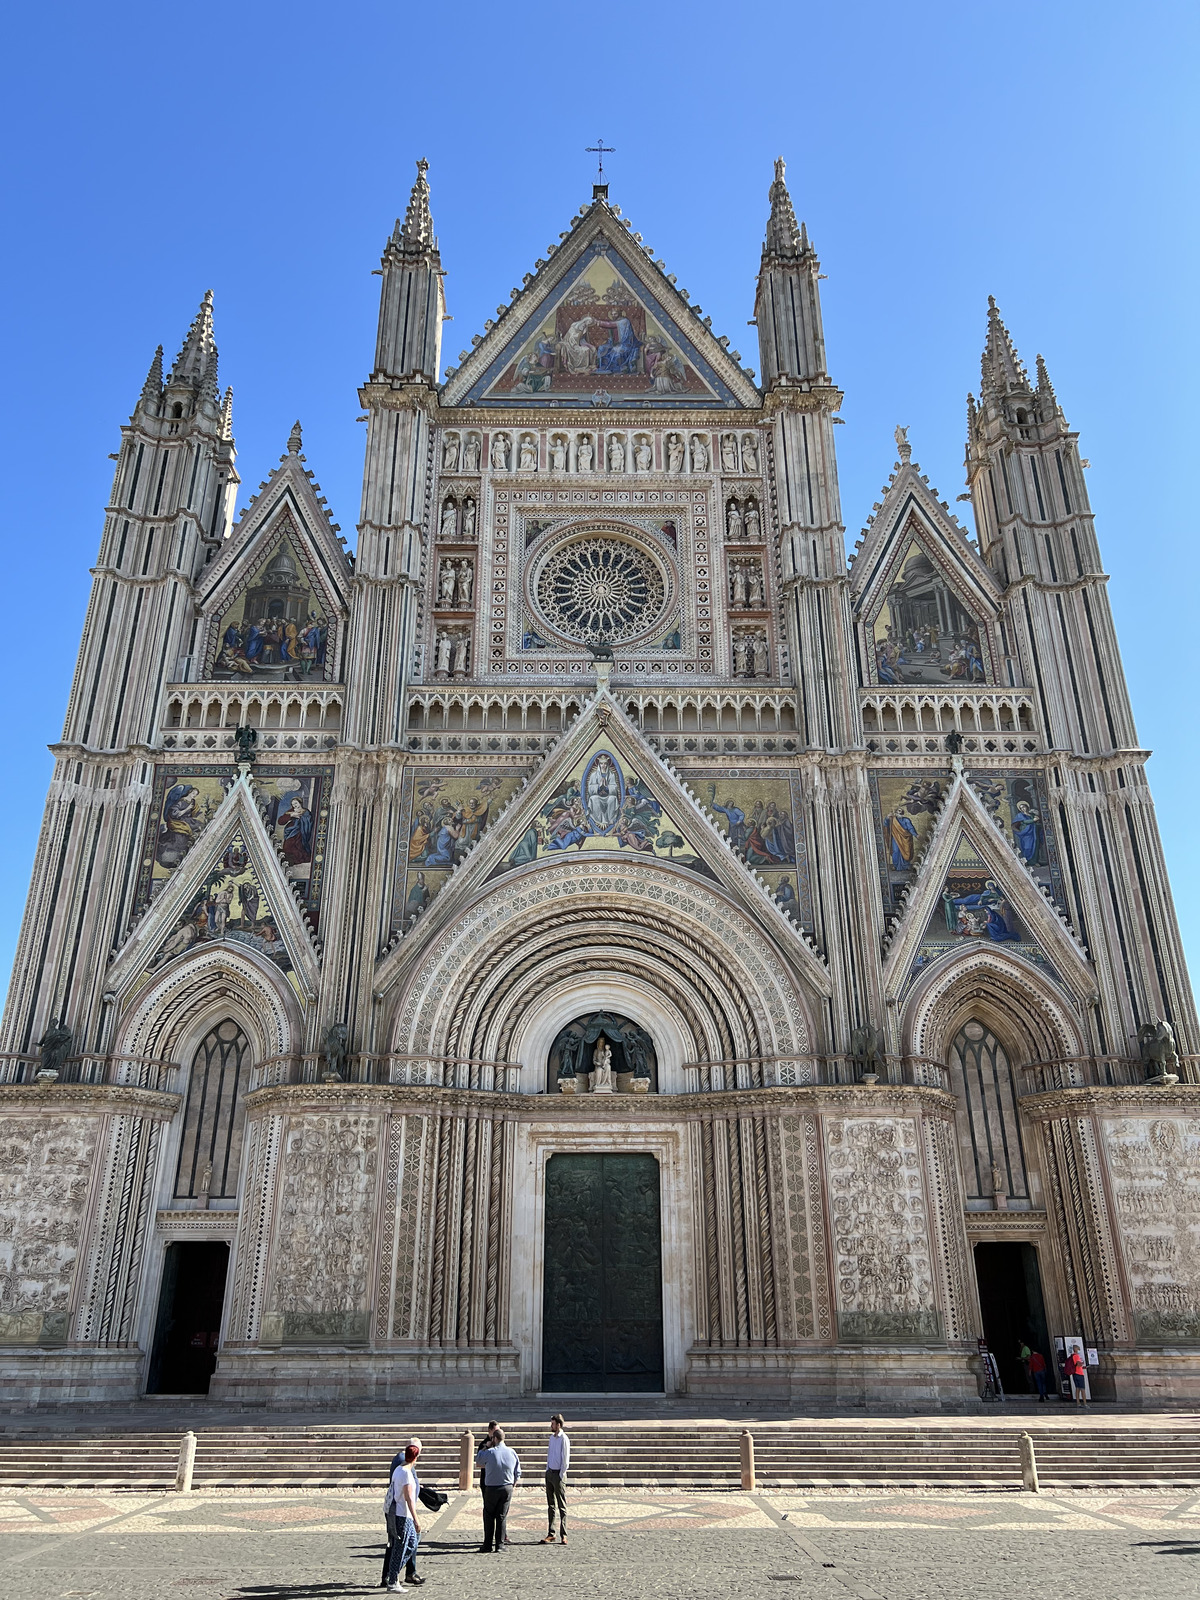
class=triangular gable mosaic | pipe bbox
[486,734,719,884]
[392,767,528,933]
[134,764,332,931]
[906,830,1062,996]
[868,533,993,687]
[203,515,338,682]
[461,240,740,408]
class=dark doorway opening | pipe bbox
[542,1153,664,1392]
[147,1241,229,1395]
[973,1241,1050,1395]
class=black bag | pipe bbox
[419,1485,449,1511]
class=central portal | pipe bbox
[542,1153,664,1393]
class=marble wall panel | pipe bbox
[1102,1114,1200,1344]
[0,1114,100,1343]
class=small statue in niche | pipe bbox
[434,630,453,675]
[440,500,458,540]
[625,1028,652,1080]
[577,435,594,472]
[743,500,761,540]
[550,437,568,472]
[442,434,460,472]
[634,438,652,472]
[730,563,749,608]
[726,500,743,541]
[37,1017,73,1078]
[439,559,457,606]
[519,435,537,470]
[754,629,770,677]
[558,1032,581,1082]
[747,564,764,607]
[451,633,470,674]
[607,435,626,472]
[733,632,751,677]
[490,433,510,470]
[990,1161,1008,1208]
[721,434,738,473]
[462,434,481,472]
[666,433,684,473]
[1138,1017,1180,1082]
[690,434,709,472]
[741,436,759,474]
[590,1034,613,1093]
[460,497,476,540]
[455,561,473,606]
[321,1020,349,1082]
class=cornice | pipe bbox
[1019,1084,1200,1120]
[358,381,439,415]
[243,1081,956,1120]
[1003,573,1110,599]
[761,384,844,416]
[0,1085,181,1118]
[428,402,769,427]
[965,1209,1048,1235]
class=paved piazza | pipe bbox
[0,1485,1198,1599]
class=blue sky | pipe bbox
[1,1,1196,988]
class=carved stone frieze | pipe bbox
[0,1114,100,1345]
[1102,1114,1200,1344]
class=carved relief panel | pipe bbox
[824,1114,938,1341]
[1102,1115,1200,1344]
[0,1114,100,1344]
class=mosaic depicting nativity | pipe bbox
[0,155,1196,1411]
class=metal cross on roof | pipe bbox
[586,138,615,182]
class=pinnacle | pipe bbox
[221,387,234,441]
[287,420,303,455]
[170,289,217,388]
[763,156,805,257]
[392,156,435,253]
[1035,353,1057,400]
[980,296,1029,396]
[140,345,164,405]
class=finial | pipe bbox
[764,156,804,257]
[395,158,434,251]
[287,420,303,455]
[894,424,911,463]
[140,345,164,404]
[774,156,786,183]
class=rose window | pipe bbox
[533,536,669,647]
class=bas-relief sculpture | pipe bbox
[262,1113,380,1345]
[825,1116,938,1341]
[1103,1116,1200,1343]
[0,1115,100,1343]
[137,767,331,924]
[210,532,333,682]
[871,540,989,686]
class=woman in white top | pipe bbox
[384,1438,423,1589]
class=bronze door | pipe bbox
[542,1153,664,1392]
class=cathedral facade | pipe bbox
[2,160,1197,1409]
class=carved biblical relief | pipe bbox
[824,1115,938,1341]
[1102,1115,1200,1344]
[0,1115,100,1344]
[262,1113,380,1345]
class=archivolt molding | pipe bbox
[901,942,1085,1065]
[114,944,300,1066]
[388,857,816,1064]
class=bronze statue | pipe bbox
[1137,1018,1179,1082]
[37,1017,73,1077]
[850,1023,883,1081]
[321,1020,349,1081]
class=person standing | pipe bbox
[1065,1346,1088,1405]
[384,1438,424,1589]
[1029,1348,1050,1402]
[476,1426,521,1553]
[540,1414,570,1545]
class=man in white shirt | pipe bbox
[540,1413,570,1545]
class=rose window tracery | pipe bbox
[531,534,671,647]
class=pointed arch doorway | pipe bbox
[541,1152,664,1393]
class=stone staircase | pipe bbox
[1,1419,1198,1488]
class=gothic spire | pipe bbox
[170,290,217,388]
[197,349,219,410]
[763,157,808,259]
[1035,352,1058,412]
[220,386,234,442]
[139,344,164,408]
[390,157,435,254]
[980,296,1029,398]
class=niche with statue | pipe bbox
[547,1010,657,1095]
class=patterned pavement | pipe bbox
[0,1485,1197,1598]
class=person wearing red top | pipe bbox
[1065,1347,1088,1404]
[1028,1348,1049,1401]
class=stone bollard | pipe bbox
[740,1428,756,1491]
[175,1430,197,1493]
[459,1430,475,1491]
[1019,1432,1039,1493]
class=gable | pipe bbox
[486,733,720,884]
[201,508,340,682]
[865,526,996,687]
[442,198,762,410]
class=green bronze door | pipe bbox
[542,1153,664,1392]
